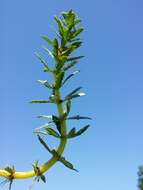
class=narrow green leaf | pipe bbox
[30,100,50,103]
[67,115,92,120]
[37,115,53,119]
[63,61,78,71]
[67,125,90,139]
[67,128,76,138]
[43,47,54,58]
[40,174,46,183]
[42,35,53,46]
[37,135,52,153]
[74,125,90,137]
[32,160,39,174]
[72,28,84,38]
[72,41,82,48]
[67,56,84,62]
[74,19,81,25]
[65,87,82,100]
[62,70,79,86]
[34,131,48,135]
[67,92,85,100]
[64,100,71,116]
[32,160,39,169]
[35,123,53,134]
[54,16,64,37]
[52,115,61,134]
[9,181,13,190]
[37,80,52,89]
[45,127,60,138]
[59,157,78,172]
[4,166,14,174]
[35,53,51,71]
[53,38,59,49]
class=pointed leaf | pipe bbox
[42,35,53,46]
[64,100,71,116]
[59,156,78,172]
[65,87,82,100]
[53,38,59,49]
[40,174,46,183]
[67,115,92,120]
[37,80,52,89]
[30,100,50,103]
[37,135,52,153]
[67,128,76,138]
[74,19,81,25]
[67,56,84,62]
[72,28,84,38]
[52,115,61,134]
[37,115,53,119]
[45,127,60,138]
[62,70,79,86]
[35,53,51,71]
[63,61,78,71]
[68,92,85,100]
[74,125,90,137]
[34,131,48,135]
[43,47,54,58]
[54,16,64,37]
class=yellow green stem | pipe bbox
[0,88,67,180]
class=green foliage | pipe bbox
[31,9,91,182]
[32,161,46,183]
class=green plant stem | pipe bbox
[0,85,67,180]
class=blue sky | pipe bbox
[0,0,143,190]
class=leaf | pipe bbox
[67,92,85,100]
[35,53,51,71]
[52,115,61,134]
[30,100,50,103]
[37,135,52,153]
[64,87,83,100]
[34,131,48,135]
[53,38,59,49]
[40,174,46,183]
[45,127,60,138]
[42,35,53,46]
[67,56,84,62]
[52,38,59,58]
[64,100,71,116]
[4,166,14,174]
[9,180,13,190]
[35,122,53,131]
[62,70,79,86]
[43,47,54,58]
[67,125,90,139]
[72,28,84,38]
[32,160,39,174]
[37,80,52,89]
[32,160,39,169]
[59,156,78,172]
[74,125,90,137]
[67,128,76,138]
[54,16,64,37]
[67,115,92,120]
[63,61,78,71]
[74,19,81,25]
[72,41,82,48]
[37,115,53,119]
